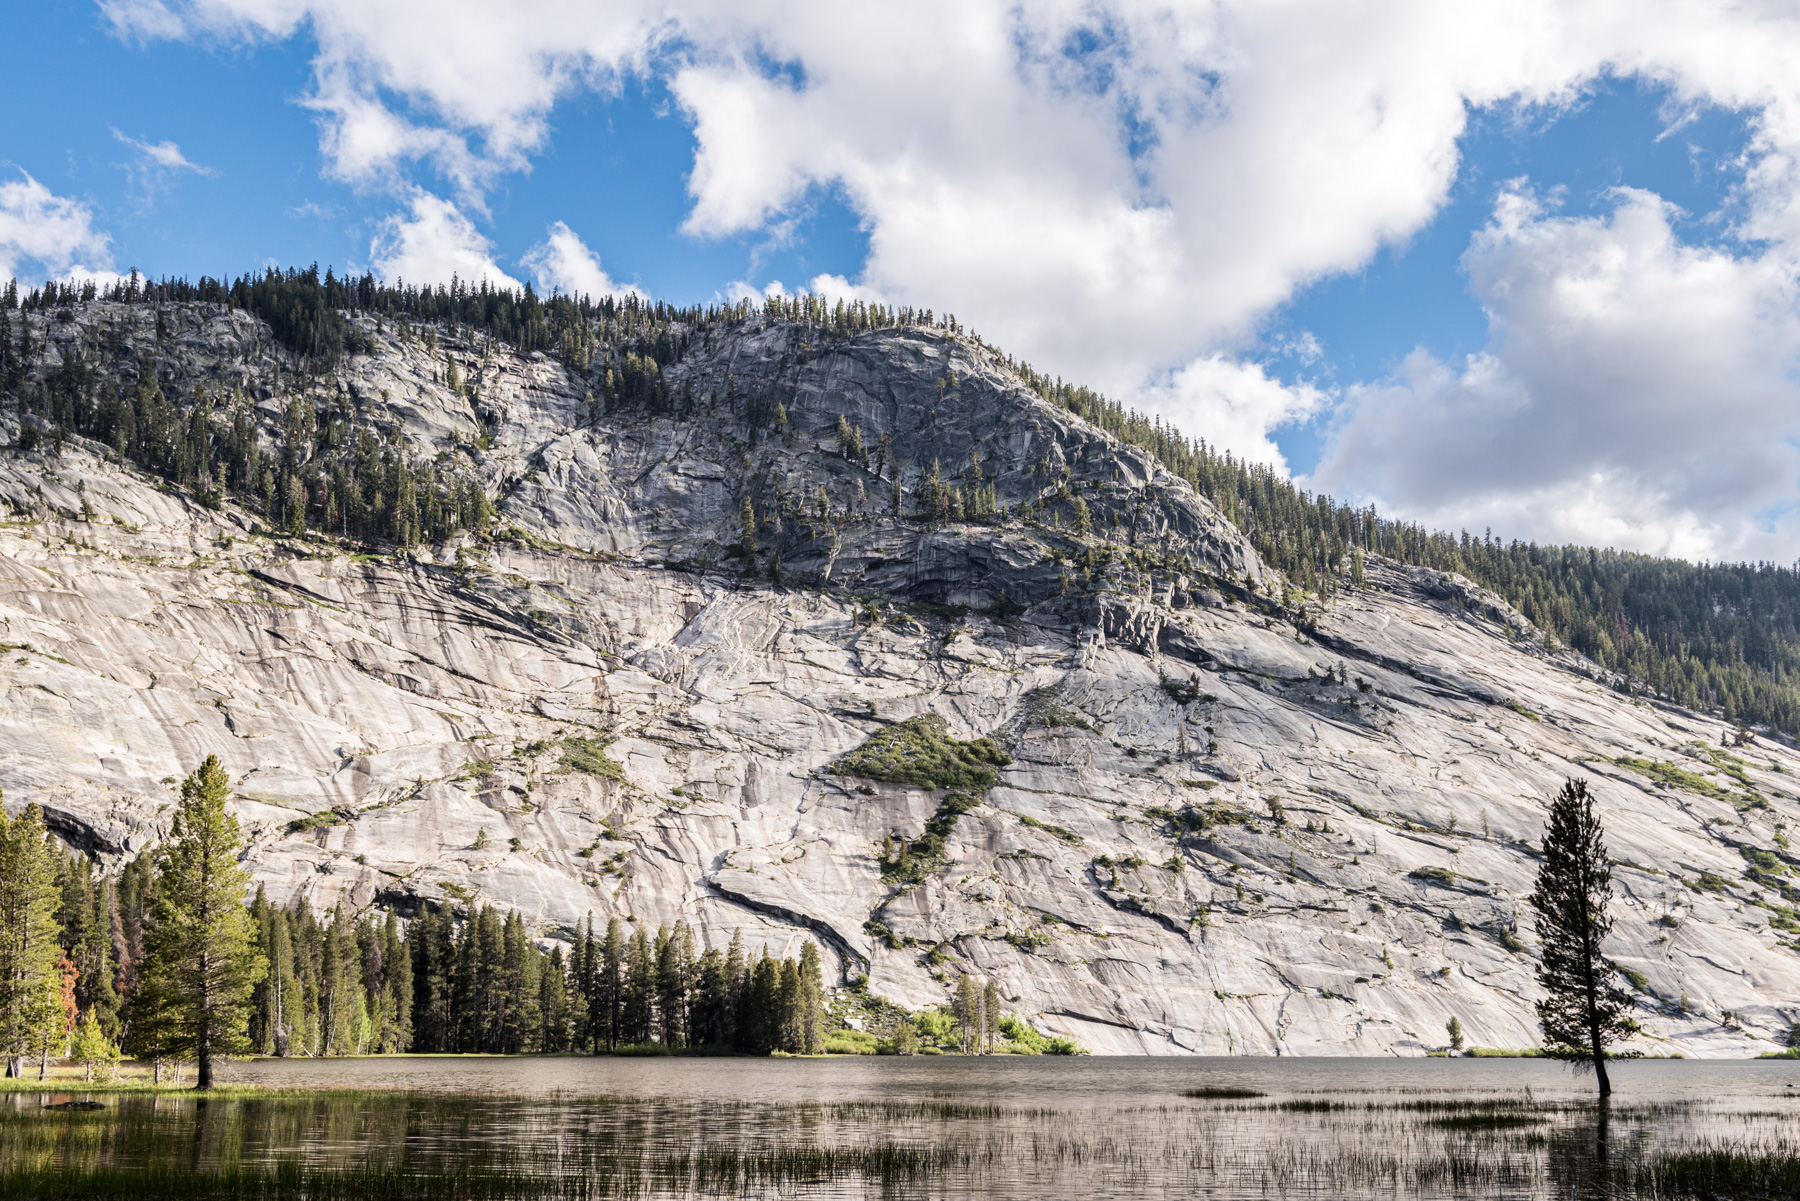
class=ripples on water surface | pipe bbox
[3,1057,1798,1199]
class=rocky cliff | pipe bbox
[2,299,1797,1056]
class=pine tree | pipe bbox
[261,898,301,1056]
[32,953,78,1078]
[739,498,757,573]
[540,945,569,1051]
[657,922,694,1048]
[318,904,363,1055]
[599,917,626,1050]
[720,930,746,1050]
[138,755,269,1088]
[472,905,505,1052]
[57,853,118,1037]
[623,927,655,1045]
[291,900,324,1057]
[1529,779,1634,1097]
[744,949,780,1054]
[796,941,825,1055]
[377,911,412,1053]
[0,801,64,1078]
[69,1009,121,1083]
[500,910,538,1053]
[953,974,979,1054]
[982,979,1001,1054]
[125,944,181,1082]
[692,947,727,1048]
[1070,495,1092,537]
[571,916,595,1051]
[408,907,453,1053]
[777,958,800,1052]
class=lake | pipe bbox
[3,1056,1797,1199]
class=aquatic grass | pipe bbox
[1430,1112,1548,1129]
[0,1069,1789,1201]
[0,1162,605,1200]
[1620,1140,1800,1199]
[821,1100,1051,1122]
[1180,1087,1266,1099]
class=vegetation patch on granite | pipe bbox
[285,808,348,835]
[561,735,626,782]
[832,714,1010,791]
[1019,814,1083,845]
[1613,756,1758,808]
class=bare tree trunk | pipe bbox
[197,1017,211,1090]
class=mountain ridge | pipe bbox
[2,284,1798,1056]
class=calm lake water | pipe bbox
[6,1056,1798,1199]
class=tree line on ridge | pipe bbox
[6,268,1800,735]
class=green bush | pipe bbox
[1614,756,1757,808]
[1408,866,1458,886]
[998,1015,1084,1055]
[561,736,625,781]
[833,714,1010,791]
[1742,845,1787,874]
[1019,814,1082,845]
[881,791,988,885]
[286,809,347,835]
[823,1030,880,1055]
[457,759,497,782]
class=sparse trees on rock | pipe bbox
[739,498,758,572]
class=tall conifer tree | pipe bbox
[138,755,268,1088]
[1529,779,1634,1097]
[0,801,64,1078]
[600,918,626,1050]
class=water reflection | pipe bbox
[2,1058,1795,1199]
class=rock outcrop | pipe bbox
[2,300,1797,1056]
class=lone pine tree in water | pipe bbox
[1528,779,1634,1097]
[139,755,267,1088]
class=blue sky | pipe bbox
[6,2,1800,561]
[4,4,867,298]
[1264,78,1758,474]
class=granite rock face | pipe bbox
[2,301,1798,1056]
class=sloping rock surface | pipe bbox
[2,302,1797,1056]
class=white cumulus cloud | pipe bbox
[1138,357,1330,475]
[0,173,118,285]
[1309,184,1800,559]
[368,190,520,290]
[521,221,641,300]
[101,0,1800,554]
